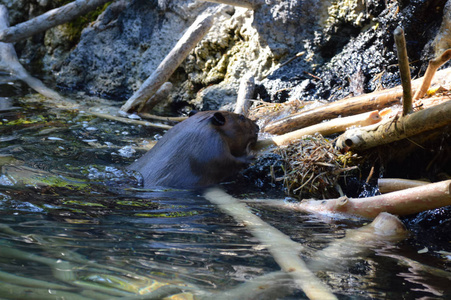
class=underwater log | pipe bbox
[307,212,408,272]
[204,188,337,300]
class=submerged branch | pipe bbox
[88,110,172,130]
[204,188,337,300]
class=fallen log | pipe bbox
[121,5,230,113]
[290,179,451,219]
[254,110,381,150]
[263,67,451,135]
[335,99,451,151]
[0,5,62,100]
[0,0,111,43]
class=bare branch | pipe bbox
[121,5,231,112]
[394,27,413,115]
[0,0,111,43]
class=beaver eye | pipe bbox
[238,114,245,121]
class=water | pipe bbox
[0,89,450,299]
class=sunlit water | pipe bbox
[0,86,450,299]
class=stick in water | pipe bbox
[204,188,337,300]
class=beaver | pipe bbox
[128,111,259,189]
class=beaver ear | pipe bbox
[211,112,226,126]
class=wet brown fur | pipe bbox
[128,111,259,189]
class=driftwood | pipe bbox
[255,110,381,150]
[335,99,451,151]
[289,179,451,219]
[204,188,337,300]
[234,74,255,116]
[121,5,230,113]
[378,178,430,194]
[0,5,62,100]
[0,0,111,43]
[394,27,413,115]
[263,67,451,135]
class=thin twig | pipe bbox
[394,27,413,115]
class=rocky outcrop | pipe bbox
[5,0,450,112]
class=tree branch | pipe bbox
[0,0,111,43]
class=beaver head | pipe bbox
[128,111,259,189]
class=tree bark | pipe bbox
[394,27,413,115]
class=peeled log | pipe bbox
[254,110,381,150]
[336,99,451,151]
[378,178,430,194]
[263,68,451,135]
[292,180,451,219]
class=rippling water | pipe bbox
[0,88,450,299]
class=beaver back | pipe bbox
[128,111,259,188]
